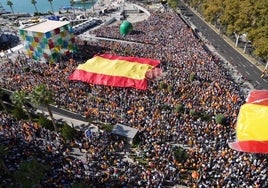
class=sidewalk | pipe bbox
[36,108,97,132]
[36,108,99,162]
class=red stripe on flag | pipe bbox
[98,54,160,67]
[69,69,148,90]
[228,140,268,153]
[246,90,268,105]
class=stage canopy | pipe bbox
[69,54,160,90]
[111,123,138,144]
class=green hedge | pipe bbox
[101,123,114,132]
[161,103,172,111]
[189,109,197,116]
[174,104,184,113]
[37,115,54,130]
[189,72,196,82]
[12,107,27,120]
[167,84,174,92]
[215,113,226,125]
[174,147,188,163]
[159,81,168,90]
[61,122,78,141]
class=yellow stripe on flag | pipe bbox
[237,103,268,141]
[76,56,154,79]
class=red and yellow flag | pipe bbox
[69,54,160,90]
[228,90,268,153]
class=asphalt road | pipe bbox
[178,1,268,89]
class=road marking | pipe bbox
[256,81,260,85]
[245,71,250,75]
[263,79,268,83]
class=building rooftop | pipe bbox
[23,20,70,33]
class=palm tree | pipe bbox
[91,0,94,13]
[30,84,57,131]
[48,0,54,14]
[70,0,76,15]
[14,158,47,188]
[81,0,86,12]
[10,90,33,122]
[6,0,15,15]
[31,0,39,15]
[0,88,8,113]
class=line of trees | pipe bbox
[1,84,57,131]
[1,84,80,140]
[183,0,268,63]
[6,0,55,15]
[0,84,51,187]
[1,84,80,186]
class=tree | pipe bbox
[0,144,9,175]
[12,107,27,120]
[81,0,86,12]
[174,104,184,113]
[61,122,77,141]
[195,0,268,61]
[91,0,95,13]
[14,158,47,188]
[173,147,188,163]
[48,0,54,14]
[167,84,174,93]
[10,90,33,122]
[159,81,168,90]
[189,109,197,116]
[0,88,8,112]
[202,0,223,24]
[101,123,113,132]
[37,115,54,130]
[70,0,76,15]
[167,0,178,10]
[31,0,39,15]
[189,72,196,82]
[249,25,268,62]
[215,113,226,125]
[30,84,57,131]
[6,0,15,15]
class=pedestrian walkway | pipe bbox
[0,44,23,58]
[35,108,97,132]
[36,107,136,163]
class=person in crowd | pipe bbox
[0,4,267,188]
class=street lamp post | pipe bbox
[233,32,240,47]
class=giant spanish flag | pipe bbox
[228,90,268,153]
[69,54,160,90]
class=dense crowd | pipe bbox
[0,3,267,188]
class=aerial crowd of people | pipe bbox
[0,3,267,188]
